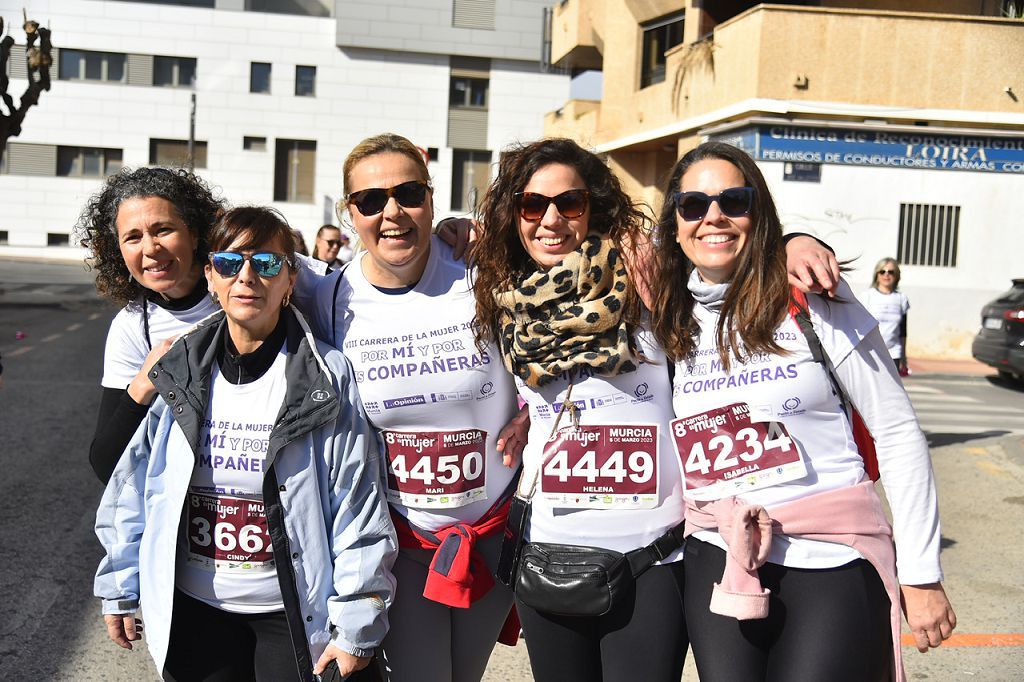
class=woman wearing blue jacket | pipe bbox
[94,207,397,681]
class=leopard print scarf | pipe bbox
[495,229,638,388]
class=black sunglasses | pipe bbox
[878,269,897,276]
[514,189,590,221]
[345,180,431,216]
[674,187,755,222]
[209,251,291,278]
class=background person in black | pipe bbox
[75,167,224,483]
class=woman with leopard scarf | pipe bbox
[472,138,840,682]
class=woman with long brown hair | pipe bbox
[649,141,955,681]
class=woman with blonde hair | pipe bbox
[292,133,527,682]
[864,257,910,374]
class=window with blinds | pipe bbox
[274,139,317,203]
[149,139,208,168]
[153,56,197,88]
[451,150,491,212]
[452,0,495,30]
[641,12,684,88]
[897,203,960,268]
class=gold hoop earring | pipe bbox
[282,293,291,308]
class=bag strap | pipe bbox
[788,287,851,413]
[625,521,686,578]
[329,261,350,348]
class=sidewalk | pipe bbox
[907,357,994,378]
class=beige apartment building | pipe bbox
[543,0,1024,359]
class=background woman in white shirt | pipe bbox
[863,257,910,374]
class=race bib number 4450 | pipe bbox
[383,428,488,509]
[540,424,659,509]
[670,403,807,501]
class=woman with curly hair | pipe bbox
[76,167,224,483]
[471,138,839,682]
[648,142,954,681]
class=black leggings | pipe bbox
[516,560,688,682]
[684,538,892,682]
[163,589,300,682]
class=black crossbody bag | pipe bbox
[495,384,685,618]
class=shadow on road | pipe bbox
[925,431,1010,448]
[985,376,1024,393]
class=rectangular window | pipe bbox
[59,49,126,83]
[0,230,8,245]
[251,62,271,93]
[274,139,316,203]
[897,203,960,267]
[56,146,123,177]
[47,233,70,247]
[641,12,684,88]
[149,139,208,168]
[295,65,316,97]
[449,77,488,108]
[153,56,197,88]
[244,136,267,151]
[451,150,491,212]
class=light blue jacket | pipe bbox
[94,307,398,680]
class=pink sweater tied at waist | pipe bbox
[685,480,906,682]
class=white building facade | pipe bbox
[0,0,569,250]
[703,117,1024,358]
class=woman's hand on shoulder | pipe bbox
[900,582,956,652]
[103,613,143,650]
[784,235,840,297]
[435,217,477,262]
[126,336,177,405]
[496,405,530,467]
[313,643,370,678]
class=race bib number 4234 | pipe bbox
[383,428,488,509]
[539,424,659,509]
[669,403,807,501]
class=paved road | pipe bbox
[1,260,1021,680]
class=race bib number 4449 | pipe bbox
[540,424,659,509]
[670,403,807,501]
[383,428,488,509]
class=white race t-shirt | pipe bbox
[517,328,685,559]
[101,295,219,388]
[299,237,519,532]
[175,349,288,614]
[674,280,882,568]
[860,288,909,360]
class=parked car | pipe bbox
[971,278,1024,382]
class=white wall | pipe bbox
[763,161,1022,358]
[0,0,568,248]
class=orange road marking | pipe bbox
[901,633,1024,647]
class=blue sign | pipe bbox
[711,125,1024,174]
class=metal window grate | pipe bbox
[453,0,495,30]
[897,203,960,267]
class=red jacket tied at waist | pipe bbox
[391,499,520,646]
[685,480,905,682]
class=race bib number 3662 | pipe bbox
[670,403,807,501]
[383,428,488,509]
[185,492,273,572]
[539,424,659,509]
